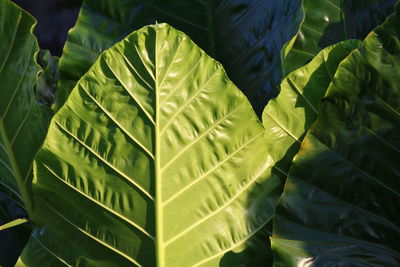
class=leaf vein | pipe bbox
[103,54,156,125]
[39,198,142,266]
[160,70,219,134]
[161,102,244,172]
[54,120,154,201]
[80,86,155,158]
[164,131,269,246]
[42,164,155,240]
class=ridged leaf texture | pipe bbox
[18,24,283,266]
[263,39,361,173]
[55,0,304,115]
[272,3,400,266]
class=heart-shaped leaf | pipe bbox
[18,24,282,266]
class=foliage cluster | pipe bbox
[0,0,399,266]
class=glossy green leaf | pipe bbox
[264,39,360,173]
[55,0,304,115]
[217,37,360,267]
[0,0,50,216]
[283,0,397,75]
[272,3,400,266]
[18,24,283,266]
[0,3,50,263]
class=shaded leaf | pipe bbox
[55,0,304,115]
[0,0,50,217]
[0,191,31,267]
[283,0,396,75]
[36,50,59,107]
[272,3,400,266]
[0,2,50,263]
[264,39,361,172]
[217,39,360,267]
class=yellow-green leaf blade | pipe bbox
[19,24,281,266]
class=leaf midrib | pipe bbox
[0,8,33,215]
[154,26,164,267]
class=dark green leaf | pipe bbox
[272,3,400,266]
[0,0,50,217]
[283,0,396,75]
[36,50,59,107]
[264,39,361,172]
[216,38,360,267]
[55,0,304,115]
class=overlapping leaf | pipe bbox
[0,0,50,217]
[283,0,396,75]
[272,3,400,266]
[55,0,304,115]
[263,39,360,173]
[218,39,360,267]
[0,1,50,264]
[18,24,284,266]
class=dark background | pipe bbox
[12,0,83,56]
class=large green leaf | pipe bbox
[217,38,360,267]
[55,0,304,115]
[272,3,400,266]
[258,40,359,266]
[263,39,360,173]
[283,0,397,75]
[0,0,50,216]
[18,24,282,266]
[0,2,50,263]
[219,39,358,267]
[211,39,360,267]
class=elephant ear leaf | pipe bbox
[0,0,50,217]
[18,24,282,266]
[0,1,50,265]
[55,0,304,115]
[215,32,361,267]
[263,39,360,173]
[272,3,400,266]
[283,0,397,75]
[216,39,360,267]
